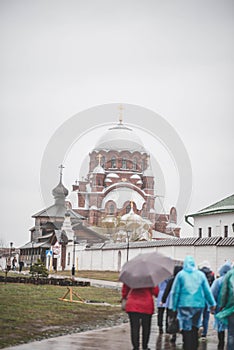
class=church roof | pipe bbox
[52,180,69,198]
[32,206,85,220]
[186,194,234,217]
[72,223,107,243]
[19,240,51,249]
[94,121,146,153]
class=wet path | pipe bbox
[4,277,219,349]
[5,314,219,350]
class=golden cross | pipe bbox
[97,154,102,165]
[118,104,124,124]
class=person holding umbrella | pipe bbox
[122,284,159,350]
[170,255,216,350]
[119,251,175,350]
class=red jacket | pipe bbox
[122,284,159,315]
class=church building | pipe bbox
[70,113,180,239]
[20,111,181,269]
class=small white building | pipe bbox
[185,194,234,238]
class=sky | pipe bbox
[0,0,233,248]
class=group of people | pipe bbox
[121,255,234,350]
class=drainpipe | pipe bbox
[185,215,194,227]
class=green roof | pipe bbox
[186,194,234,217]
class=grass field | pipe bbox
[0,282,126,349]
[0,269,120,282]
[51,269,120,281]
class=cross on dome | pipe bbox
[59,164,65,182]
[97,154,102,165]
[118,104,124,124]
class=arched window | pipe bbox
[117,251,121,272]
[169,207,177,224]
[126,204,131,213]
[122,157,127,169]
[101,156,105,168]
[141,159,145,171]
[111,156,116,168]
[67,252,70,266]
[109,204,115,215]
[133,157,137,170]
[142,204,147,218]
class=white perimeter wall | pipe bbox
[54,244,234,276]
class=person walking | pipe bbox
[211,261,232,349]
[156,278,169,334]
[170,255,216,350]
[19,260,24,272]
[198,260,215,341]
[12,257,17,271]
[122,283,158,350]
[161,265,183,343]
[216,265,234,350]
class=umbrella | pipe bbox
[119,251,175,289]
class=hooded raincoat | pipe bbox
[216,267,234,325]
[211,261,232,331]
[170,256,216,331]
[170,256,216,310]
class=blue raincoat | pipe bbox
[216,267,234,325]
[170,256,216,310]
[156,279,170,308]
[211,261,232,331]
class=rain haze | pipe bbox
[0,0,233,248]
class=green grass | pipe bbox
[51,270,120,281]
[0,270,120,282]
[0,283,126,349]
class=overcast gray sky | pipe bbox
[1,0,233,247]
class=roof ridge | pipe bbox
[199,194,234,212]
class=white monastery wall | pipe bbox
[216,246,234,272]
[54,242,233,276]
[174,246,195,260]
[194,246,217,272]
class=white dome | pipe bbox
[121,209,142,222]
[94,123,146,153]
[104,178,112,183]
[93,165,105,174]
[130,174,141,179]
[107,173,119,178]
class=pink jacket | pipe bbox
[122,284,159,315]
